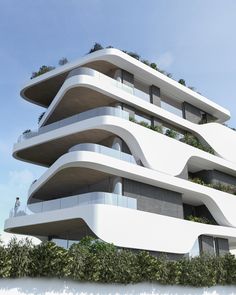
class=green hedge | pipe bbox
[1,237,236,286]
[129,117,214,155]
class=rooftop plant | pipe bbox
[85,43,197,90]
[31,57,69,79]
[38,112,45,124]
[30,42,201,93]
[31,65,55,79]
[22,129,31,134]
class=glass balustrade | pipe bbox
[17,107,129,143]
[69,143,137,164]
[9,192,137,218]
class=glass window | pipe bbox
[135,113,152,125]
[161,99,183,118]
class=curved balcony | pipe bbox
[9,192,137,217]
[67,67,150,102]
[17,107,129,143]
[68,143,137,164]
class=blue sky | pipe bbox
[1,0,236,237]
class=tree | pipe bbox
[31,65,55,79]
[88,43,103,53]
[58,57,68,66]
[150,63,158,70]
[178,79,186,86]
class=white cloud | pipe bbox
[156,51,174,69]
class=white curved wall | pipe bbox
[21,48,230,122]
[26,151,236,228]
[35,68,236,165]
[4,203,236,254]
[14,115,236,178]
[7,48,236,255]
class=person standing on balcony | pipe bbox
[14,197,20,216]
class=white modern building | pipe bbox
[4,48,236,258]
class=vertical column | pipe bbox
[112,137,122,151]
[121,70,134,88]
[114,69,134,88]
[150,85,161,106]
[112,137,123,195]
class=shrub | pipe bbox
[178,79,186,86]
[151,125,163,133]
[23,129,31,134]
[58,57,68,65]
[190,177,236,196]
[186,215,211,225]
[31,65,55,79]
[129,116,137,123]
[38,112,45,124]
[165,129,178,139]
[30,241,68,278]
[0,241,11,278]
[7,238,33,278]
[1,238,236,286]
[88,42,104,53]
[139,121,151,128]
[181,133,214,154]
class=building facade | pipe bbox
[4,48,236,257]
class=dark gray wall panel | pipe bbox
[183,102,202,124]
[121,70,134,87]
[123,179,183,218]
[150,85,161,106]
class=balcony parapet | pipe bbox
[68,143,137,164]
[17,107,129,143]
[9,192,137,218]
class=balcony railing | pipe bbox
[69,143,137,164]
[17,107,129,143]
[68,67,151,102]
[9,192,137,218]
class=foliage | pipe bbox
[30,56,68,79]
[165,129,178,139]
[31,65,55,79]
[38,112,45,124]
[139,121,152,128]
[6,238,33,278]
[58,57,68,65]
[30,241,68,278]
[190,177,236,195]
[186,215,212,224]
[129,117,214,155]
[151,124,163,133]
[181,133,215,154]
[23,129,31,134]
[88,42,104,53]
[0,240,11,278]
[0,237,236,286]
[30,42,199,91]
[178,79,186,86]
